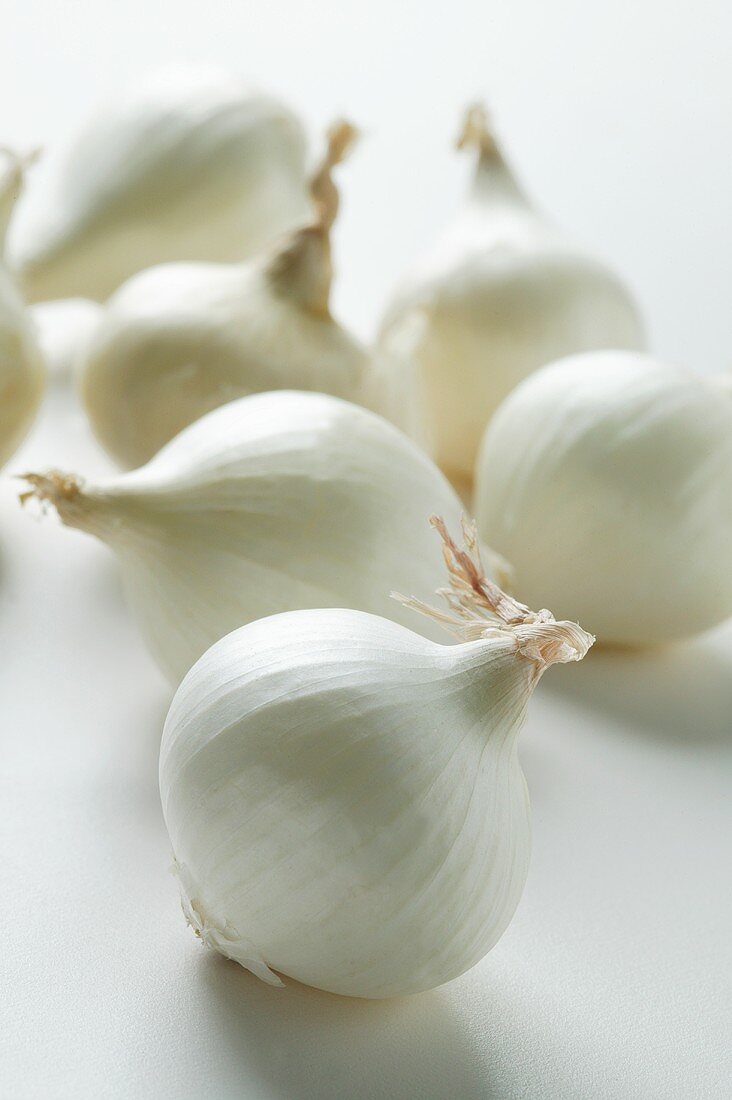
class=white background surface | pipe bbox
[1,1,732,1097]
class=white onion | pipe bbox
[21,391,507,682]
[160,518,593,997]
[76,122,368,469]
[10,65,309,304]
[378,104,644,493]
[475,350,732,645]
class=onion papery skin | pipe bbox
[10,66,310,304]
[475,351,732,645]
[23,391,507,683]
[160,609,533,998]
[378,106,644,493]
[77,254,369,469]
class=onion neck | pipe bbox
[19,470,110,540]
[457,103,526,206]
[264,225,333,317]
[263,119,358,318]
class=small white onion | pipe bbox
[10,65,309,304]
[378,104,644,494]
[21,391,507,683]
[475,350,732,645]
[160,518,593,997]
[76,122,368,469]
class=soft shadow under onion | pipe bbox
[198,952,494,1100]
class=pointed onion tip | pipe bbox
[17,470,90,529]
[324,119,359,169]
[308,117,359,234]
[456,102,498,157]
